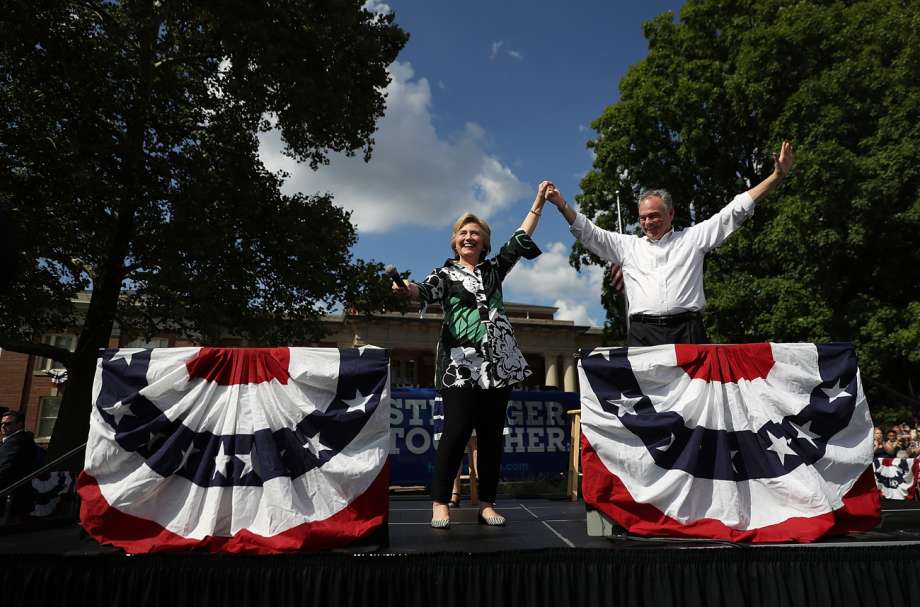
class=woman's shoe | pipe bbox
[431,503,451,529]
[478,504,506,526]
[448,491,461,508]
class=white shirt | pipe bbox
[570,192,756,316]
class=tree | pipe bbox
[578,0,920,413]
[0,0,408,461]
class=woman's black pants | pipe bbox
[430,386,511,504]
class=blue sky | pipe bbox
[260,0,685,326]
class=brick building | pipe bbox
[0,292,606,445]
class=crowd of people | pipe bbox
[873,421,920,459]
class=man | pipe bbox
[0,410,38,517]
[546,141,794,346]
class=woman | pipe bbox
[395,182,549,528]
[872,427,884,456]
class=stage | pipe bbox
[390,496,920,551]
[2,497,920,606]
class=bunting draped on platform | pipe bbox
[874,457,919,500]
[578,342,880,543]
[78,347,391,554]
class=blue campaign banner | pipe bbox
[389,389,578,486]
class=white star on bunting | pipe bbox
[102,400,134,425]
[343,389,374,414]
[213,442,232,479]
[821,380,852,402]
[175,443,200,473]
[791,420,821,448]
[606,395,643,416]
[109,348,145,367]
[302,434,319,457]
[765,430,797,467]
[236,451,255,478]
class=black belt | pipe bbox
[629,311,702,326]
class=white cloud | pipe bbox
[553,299,596,327]
[504,242,605,326]
[258,62,528,233]
[490,41,523,61]
[362,0,392,17]
[490,41,504,59]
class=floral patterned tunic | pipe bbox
[414,230,541,390]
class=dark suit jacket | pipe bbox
[0,431,38,515]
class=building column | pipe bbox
[544,353,559,389]
[562,355,577,393]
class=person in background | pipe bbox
[896,424,911,458]
[907,428,920,458]
[873,427,884,456]
[879,429,903,458]
[0,411,38,518]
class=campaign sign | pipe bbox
[389,389,577,486]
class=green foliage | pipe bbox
[579,0,920,408]
[0,0,407,456]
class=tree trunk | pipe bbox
[46,4,160,467]
[46,268,123,466]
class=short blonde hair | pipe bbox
[450,213,492,261]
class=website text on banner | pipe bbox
[389,389,577,486]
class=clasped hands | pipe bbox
[534,180,567,210]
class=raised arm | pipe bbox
[544,182,624,264]
[545,183,578,225]
[519,181,550,236]
[747,140,794,204]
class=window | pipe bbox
[124,337,171,348]
[36,396,61,441]
[391,358,418,387]
[35,334,77,372]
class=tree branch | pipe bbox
[0,337,75,367]
[153,53,213,71]
[75,0,129,43]
[48,253,95,282]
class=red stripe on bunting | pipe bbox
[185,348,291,386]
[910,459,919,501]
[675,343,775,383]
[77,463,389,554]
[581,436,879,543]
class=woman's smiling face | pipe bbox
[454,222,485,262]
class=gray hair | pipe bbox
[638,189,674,212]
